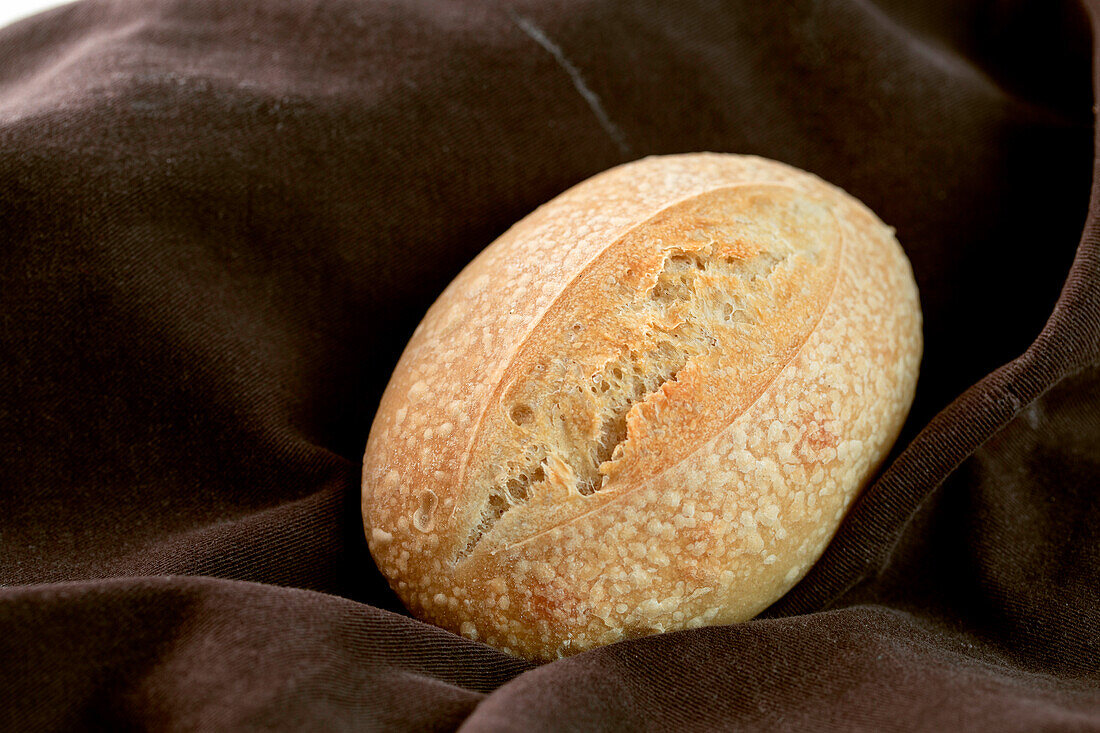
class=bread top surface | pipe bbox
[363,153,922,660]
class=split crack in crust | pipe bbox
[455,226,806,564]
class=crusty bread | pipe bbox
[362,153,922,661]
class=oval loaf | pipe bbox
[362,153,922,660]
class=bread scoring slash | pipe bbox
[362,153,922,661]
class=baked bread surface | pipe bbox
[363,153,922,660]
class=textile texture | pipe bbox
[1,0,1098,730]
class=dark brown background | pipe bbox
[1,0,1098,730]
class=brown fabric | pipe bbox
[1,0,1097,729]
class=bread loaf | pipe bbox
[362,153,922,660]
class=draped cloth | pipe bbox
[1,0,1097,729]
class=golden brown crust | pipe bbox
[363,153,922,660]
